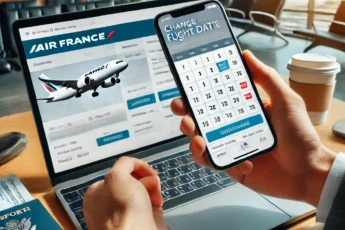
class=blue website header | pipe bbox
[22,19,155,59]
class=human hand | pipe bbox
[83,157,166,230]
[171,50,336,207]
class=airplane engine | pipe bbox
[101,77,116,88]
[77,76,93,88]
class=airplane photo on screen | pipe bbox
[37,59,128,103]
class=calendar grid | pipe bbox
[176,41,260,142]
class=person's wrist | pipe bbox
[303,146,337,207]
[89,207,136,230]
[115,207,157,230]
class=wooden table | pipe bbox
[0,98,345,230]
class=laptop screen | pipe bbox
[18,2,194,174]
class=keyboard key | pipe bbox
[177,184,194,194]
[69,199,83,213]
[80,222,88,230]
[165,159,180,168]
[163,188,181,199]
[177,165,193,174]
[162,192,168,201]
[78,187,89,197]
[215,172,229,180]
[177,155,192,165]
[177,175,192,184]
[60,175,104,195]
[203,168,215,176]
[188,170,203,180]
[189,162,202,170]
[152,163,167,173]
[164,179,180,189]
[203,176,219,184]
[63,191,82,203]
[61,183,88,195]
[217,178,236,188]
[75,211,85,223]
[158,173,167,182]
[163,184,221,210]
[161,183,167,191]
[165,169,180,178]
[191,179,207,189]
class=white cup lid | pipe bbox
[292,53,337,69]
[288,60,341,75]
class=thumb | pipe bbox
[243,50,293,102]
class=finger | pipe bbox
[152,207,165,230]
[243,50,293,101]
[225,164,245,183]
[171,98,188,116]
[239,161,254,174]
[262,99,271,109]
[190,136,209,167]
[83,181,103,211]
[140,176,163,207]
[226,160,253,184]
[261,99,272,118]
[181,115,196,137]
[106,157,157,185]
[84,181,103,199]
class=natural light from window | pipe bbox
[280,0,342,32]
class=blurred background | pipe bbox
[0,0,344,117]
[281,0,341,32]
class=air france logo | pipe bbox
[29,30,116,54]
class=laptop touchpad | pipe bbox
[164,184,290,230]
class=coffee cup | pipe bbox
[287,53,341,125]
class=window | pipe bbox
[280,0,342,32]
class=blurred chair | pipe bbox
[0,58,11,74]
[293,1,345,53]
[1,6,61,71]
[218,0,232,9]
[226,0,255,20]
[61,0,114,12]
[227,0,288,44]
[0,38,11,74]
[0,1,37,10]
[0,7,14,74]
[0,0,37,71]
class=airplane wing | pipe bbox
[39,77,78,89]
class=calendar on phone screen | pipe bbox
[171,39,274,166]
[157,2,275,167]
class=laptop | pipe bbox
[12,1,315,229]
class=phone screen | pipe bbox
[157,2,275,168]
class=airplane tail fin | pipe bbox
[39,73,60,94]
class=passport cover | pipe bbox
[0,199,61,230]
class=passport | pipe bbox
[0,199,61,230]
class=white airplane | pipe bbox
[37,60,128,103]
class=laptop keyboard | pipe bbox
[59,150,236,230]
[150,150,236,209]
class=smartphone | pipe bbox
[154,0,276,170]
